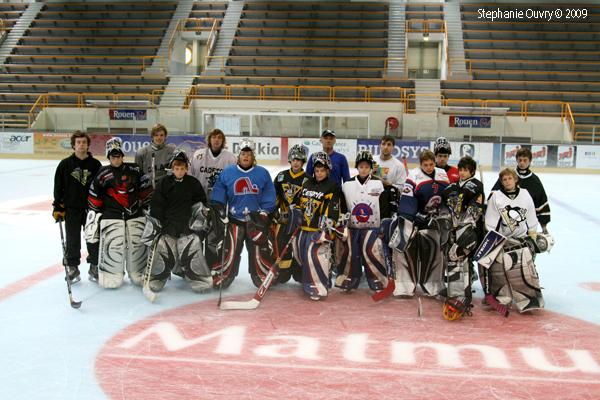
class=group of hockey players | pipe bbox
[53,126,554,319]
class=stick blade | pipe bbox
[143,286,157,303]
[371,279,395,302]
[220,299,260,310]
[417,297,423,317]
[70,299,82,309]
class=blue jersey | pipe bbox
[306,150,350,188]
[399,167,450,220]
[211,164,276,221]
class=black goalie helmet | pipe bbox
[434,137,452,155]
[105,137,124,158]
[355,150,374,168]
[168,148,189,168]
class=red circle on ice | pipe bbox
[580,282,600,292]
[96,290,600,400]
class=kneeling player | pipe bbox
[336,150,392,292]
[292,152,342,300]
[441,156,484,320]
[209,139,277,289]
[392,150,450,298]
[144,150,212,293]
[273,144,307,283]
[86,137,151,288]
[479,167,552,314]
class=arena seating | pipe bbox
[443,3,600,141]
[0,2,175,129]
[188,1,413,103]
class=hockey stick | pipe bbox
[220,227,299,310]
[216,205,229,307]
[142,235,160,303]
[58,220,82,309]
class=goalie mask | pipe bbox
[355,150,374,169]
[288,144,307,163]
[434,137,452,155]
[169,148,189,168]
[105,137,124,158]
[312,151,332,170]
[237,139,256,156]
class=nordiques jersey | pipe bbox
[294,176,341,231]
[342,175,384,229]
[211,164,276,221]
[188,147,237,200]
[485,187,538,239]
[274,168,305,215]
[399,167,450,219]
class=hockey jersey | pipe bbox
[373,155,407,189]
[211,164,276,221]
[442,177,484,223]
[491,168,550,226]
[486,187,538,238]
[189,146,236,200]
[294,176,341,231]
[305,150,350,187]
[53,152,102,209]
[274,168,305,216]
[134,143,176,186]
[150,174,206,237]
[399,167,450,220]
[88,163,150,220]
[342,175,386,229]
[438,164,459,184]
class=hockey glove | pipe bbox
[84,210,102,243]
[189,202,211,233]
[286,205,303,236]
[52,203,65,222]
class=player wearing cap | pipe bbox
[305,129,350,188]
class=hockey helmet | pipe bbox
[288,144,307,163]
[105,137,124,158]
[237,138,256,156]
[355,150,374,168]
[434,137,452,155]
[168,148,189,168]
[312,151,332,170]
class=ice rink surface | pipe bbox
[1,159,599,400]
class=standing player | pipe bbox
[189,128,236,201]
[210,139,277,288]
[492,148,551,232]
[373,134,405,216]
[441,156,484,320]
[145,150,212,293]
[305,129,350,187]
[434,137,459,183]
[336,150,392,292]
[273,144,307,283]
[291,152,342,300]
[86,137,151,288]
[482,167,552,313]
[53,131,102,282]
[134,123,176,190]
[392,149,450,298]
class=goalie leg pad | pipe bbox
[98,219,126,288]
[416,229,445,297]
[209,223,241,289]
[248,233,276,288]
[392,239,417,296]
[487,250,513,306]
[474,230,506,269]
[334,229,360,291]
[177,233,212,293]
[385,215,416,252]
[125,217,147,286]
[297,230,331,298]
[446,258,472,299]
[504,247,544,312]
[362,229,388,291]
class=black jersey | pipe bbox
[88,163,149,220]
[443,177,484,222]
[492,168,550,226]
[150,174,206,237]
[294,176,341,231]
[53,153,101,209]
[274,168,305,215]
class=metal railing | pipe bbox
[406,19,446,34]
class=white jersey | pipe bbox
[342,175,384,229]
[374,155,406,189]
[485,188,538,239]
[189,147,236,200]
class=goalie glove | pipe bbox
[84,210,102,243]
[189,202,211,233]
[248,211,271,245]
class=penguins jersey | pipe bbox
[294,177,341,231]
[342,175,385,229]
[274,168,305,215]
[211,164,276,222]
[399,167,450,219]
[485,187,538,239]
[188,147,237,200]
[442,177,484,224]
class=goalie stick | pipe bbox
[220,227,299,310]
[142,235,160,303]
[58,221,82,309]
